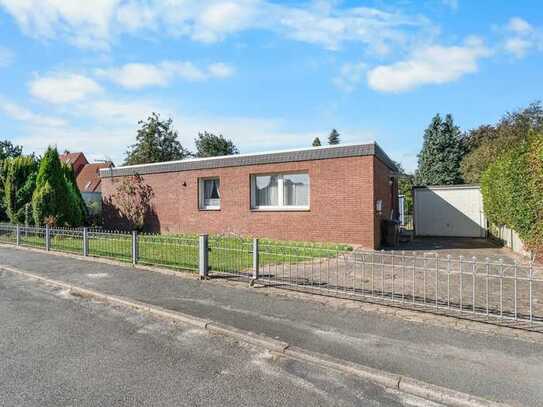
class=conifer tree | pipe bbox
[4,156,38,224]
[416,114,465,185]
[328,129,340,145]
[32,146,76,226]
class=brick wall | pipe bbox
[101,155,395,249]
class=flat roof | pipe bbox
[100,142,398,178]
[413,184,480,190]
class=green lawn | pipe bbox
[0,229,351,273]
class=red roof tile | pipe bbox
[76,162,114,193]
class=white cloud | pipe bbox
[0,47,14,67]
[503,17,542,58]
[276,5,431,54]
[0,0,433,55]
[504,37,532,58]
[507,17,533,34]
[367,37,491,92]
[333,62,367,92]
[192,1,259,43]
[9,94,354,165]
[0,99,67,127]
[96,61,235,90]
[0,0,118,49]
[98,63,170,89]
[29,73,103,104]
[164,61,208,81]
[442,0,458,11]
[207,62,235,78]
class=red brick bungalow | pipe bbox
[100,143,398,249]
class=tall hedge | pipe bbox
[4,156,38,224]
[32,146,83,226]
[481,133,543,253]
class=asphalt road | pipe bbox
[1,247,541,406]
[0,273,439,407]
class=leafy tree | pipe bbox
[194,131,238,157]
[416,114,465,185]
[328,129,340,145]
[112,174,154,231]
[394,162,414,215]
[461,102,543,183]
[124,113,191,165]
[4,156,38,224]
[0,140,22,161]
[312,137,321,147]
[62,162,87,225]
[31,146,79,226]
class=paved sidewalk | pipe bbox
[2,246,543,406]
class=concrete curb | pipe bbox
[207,323,289,353]
[284,345,401,389]
[1,265,508,407]
[398,376,502,407]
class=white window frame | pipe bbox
[251,172,310,211]
[199,177,221,210]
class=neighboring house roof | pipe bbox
[77,162,114,193]
[59,152,88,166]
[59,152,89,177]
[100,142,398,178]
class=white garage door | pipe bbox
[414,185,487,238]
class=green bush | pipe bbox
[481,133,543,253]
[32,181,56,225]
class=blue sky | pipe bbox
[0,0,541,171]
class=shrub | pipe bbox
[4,155,38,224]
[481,133,543,254]
[32,181,57,226]
[112,174,154,231]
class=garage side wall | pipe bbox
[373,158,398,246]
[101,156,380,248]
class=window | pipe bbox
[199,178,221,210]
[251,173,309,210]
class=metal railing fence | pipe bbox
[207,235,253,275]
[19,225,47,249]
[0,224,541,329]
[252,248,542,327]
[138,233,199,271]
[49,227,84,254]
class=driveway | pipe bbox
[389,237,525,264]
[257,237,542,325]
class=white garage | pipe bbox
[413,185,487,238]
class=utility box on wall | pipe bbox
[413,185,487,238]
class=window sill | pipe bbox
[199,207,221,211]
[251,207,310,212]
